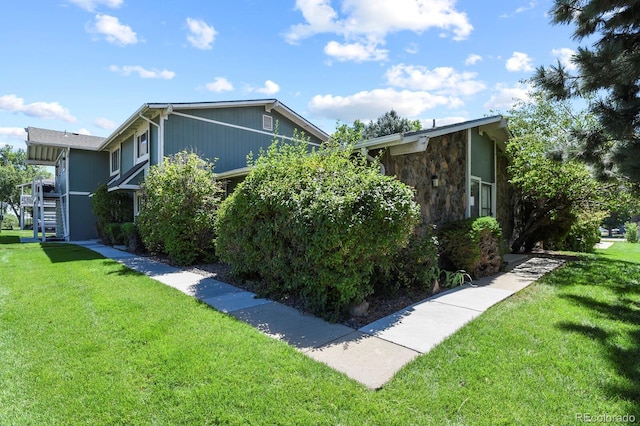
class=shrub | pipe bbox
[546,210,604,252]
[91,184,133,243]
[103,223,126,246]
[437,217,503,279]
[120,222,144,254]
[1,214,18,230]
[626,222,639,243]
[137,151,222,265]
[216,137,420,320]
[374,222,439,294]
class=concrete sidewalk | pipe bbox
[73,240,564,389]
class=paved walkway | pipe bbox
[73,240,564,389]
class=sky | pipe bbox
[0,0,584,150]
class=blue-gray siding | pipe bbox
[163,106,324,172]
[69,195,98,240]
[69,150,109,192]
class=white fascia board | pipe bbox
[98,104,151,151]
[216,166,250,180]
[107,184,141,192]
[353,133,405,151]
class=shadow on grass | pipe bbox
[40,243,105,263]
[551,256,640,411]
[0,234,20,244]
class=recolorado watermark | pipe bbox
[576,413,636,423]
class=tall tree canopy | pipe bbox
[533,0,640,185]
[0,145,50,218]
[506,91,609,253]
[330,110,421,145]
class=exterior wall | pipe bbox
[164,106,325,173]
[68,195,99,240]
[495,149,514,244]
[470,129,495,183]
[378,130,468,226]
[69,149,109,192]
[121,135,135,173]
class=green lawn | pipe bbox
[1,230,638,424]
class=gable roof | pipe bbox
[25,127,106,165]
[108,159,148,192]
[354,115,510,152]
[99,99,329,151]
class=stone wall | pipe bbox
[376,130,468,226]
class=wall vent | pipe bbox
[263,114,273,131]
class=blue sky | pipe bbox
[0,0,581,150]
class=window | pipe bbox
[134,192,144,217]
[110,147,120,175]
[470,177,494,218]
[263,114,273,131]
[137,131,148,159]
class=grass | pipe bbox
[1,230,638,424]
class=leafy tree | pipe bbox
[506,92,607,252]
[363,110,422,139]
[532,0,640,185]
[137,151,222,265]
[0,145,50,218]
[329,119,365,146]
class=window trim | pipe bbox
[110,146,121,176]
[262,114,273,132]
[470,175,495,218]
[135,127,149,164]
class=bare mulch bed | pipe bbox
[181,261,435,329]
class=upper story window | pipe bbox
[136,130,149,161]
[263,115,273,132]
[110,147,120,175]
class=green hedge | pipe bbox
[437,217,503,279]
[545,210,604,252]
[91,184,133,244]
[137,151,222,265]
[1,214,18,230]
[374,222,440,294]
[216,138,420,320]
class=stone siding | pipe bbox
[376,130,467,226]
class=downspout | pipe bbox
[65,147,70,241]
[138,112,161,166]
[466,129,472,218]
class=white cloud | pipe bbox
[286,0,472,62]
[505,51,534,72]
[206,77,234,92]
[465,53,482,65]
[94,117,117,129]
[405,43,419,54]
[69,0,122,12]
[249,80,280,95]
[484,82,532,110]
[77,128,92,135]
[385,64,486,96]
[324,40,388,62]
[0,127,27,150]
[551,47,578,71]
[308,88,457,123]
[501,1,536,18]
[186,18,216,50]
[89,14,138,46]
[110,65,175,79]
[0,94,77,122]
